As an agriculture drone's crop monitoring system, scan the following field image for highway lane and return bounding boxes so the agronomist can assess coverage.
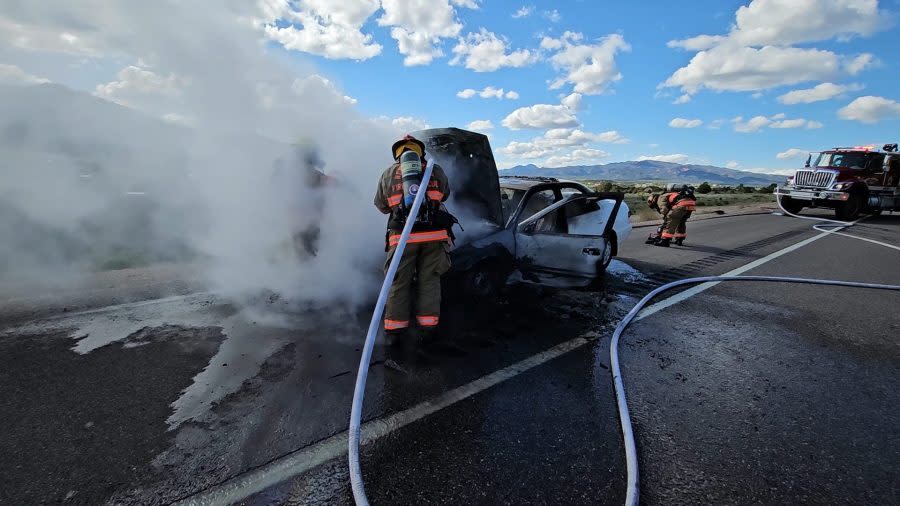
[1,211,897,504]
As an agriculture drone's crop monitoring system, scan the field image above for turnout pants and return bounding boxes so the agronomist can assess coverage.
[383,240,451,331]
[662,207,692,239]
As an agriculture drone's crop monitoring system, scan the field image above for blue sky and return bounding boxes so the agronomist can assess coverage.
[3,0,899,176]
[269,0,900,174]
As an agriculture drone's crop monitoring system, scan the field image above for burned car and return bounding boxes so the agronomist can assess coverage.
[413,127,631,297]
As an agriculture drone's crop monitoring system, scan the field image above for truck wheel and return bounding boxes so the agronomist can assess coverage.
[835,194,861,220]
[778,196,804,215]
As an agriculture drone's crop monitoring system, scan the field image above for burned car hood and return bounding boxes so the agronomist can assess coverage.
[413,128,503,229]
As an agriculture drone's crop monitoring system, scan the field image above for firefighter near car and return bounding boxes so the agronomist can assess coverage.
[374,135,455,344]
[645,189,672,245]
[657,184,696,247]
[776,143,900,220]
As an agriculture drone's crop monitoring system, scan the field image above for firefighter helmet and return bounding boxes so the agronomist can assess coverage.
[392,135,426,160]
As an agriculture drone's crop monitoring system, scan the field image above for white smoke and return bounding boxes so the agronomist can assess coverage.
[0,1,416,307]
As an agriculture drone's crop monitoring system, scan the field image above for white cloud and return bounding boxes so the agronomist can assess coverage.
[94,65,184,110]
[838,96,900,124]
[777,148,809,160]
[501,127,626,166]
[637,154,690,164]
[669,0,887,50]
[777,82,864,104]
[0,63,50,85]
[378,0,478,66]
[667,35,726,51]
[263,0,383,60]
[543,9,561,23]
[390,116,430,132]
[291,74,358,105]
[664,44,843,94]
[512,6,534,18]
[543,32,630,94]
[560,92,583,110]
[663,0,889,96]
[456,86,520,100]
[466,119,493,131]
[502,103,578,130]
[726,161,739,169]
[845,53,876,75]
[544,149,608,167]
[673,94,691,104]
[669,118,702,128]
[731,113,821,132]
[450,28,538,72]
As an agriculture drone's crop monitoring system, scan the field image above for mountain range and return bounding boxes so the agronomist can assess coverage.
[504,161,787,186]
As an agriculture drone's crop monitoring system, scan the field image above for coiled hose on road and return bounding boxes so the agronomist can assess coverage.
[348,161,434,506]
[612,198,900,506]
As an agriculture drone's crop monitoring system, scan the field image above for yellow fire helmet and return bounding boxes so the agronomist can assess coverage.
[391,134,426,160]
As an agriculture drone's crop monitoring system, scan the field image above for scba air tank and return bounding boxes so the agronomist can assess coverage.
[399,150,423,210]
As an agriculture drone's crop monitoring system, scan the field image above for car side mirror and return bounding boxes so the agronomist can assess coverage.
[520,222,536,234]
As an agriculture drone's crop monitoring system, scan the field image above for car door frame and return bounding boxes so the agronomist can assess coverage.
[510,184,624,287]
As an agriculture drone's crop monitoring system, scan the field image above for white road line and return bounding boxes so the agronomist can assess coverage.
[636,219,858,320]
[175,336,596,506]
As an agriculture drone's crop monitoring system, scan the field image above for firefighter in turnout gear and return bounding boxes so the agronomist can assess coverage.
[374,135,453,343]
[657,185,696,247]
[645,186,675,245]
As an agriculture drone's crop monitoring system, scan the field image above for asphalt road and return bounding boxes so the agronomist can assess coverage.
[0,210,897,505]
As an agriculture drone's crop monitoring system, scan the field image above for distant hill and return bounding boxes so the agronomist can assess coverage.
[504,160,785,186]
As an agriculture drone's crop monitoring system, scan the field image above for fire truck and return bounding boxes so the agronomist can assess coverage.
[775,143,900,219]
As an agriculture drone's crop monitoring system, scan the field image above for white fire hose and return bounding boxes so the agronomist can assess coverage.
[348,160,434,506]
[612,197,900,506]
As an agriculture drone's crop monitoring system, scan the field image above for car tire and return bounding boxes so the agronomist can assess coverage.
[460,261,508,302]
[778,196,804,215]
[600,233,616,271]
[835,194,861,220]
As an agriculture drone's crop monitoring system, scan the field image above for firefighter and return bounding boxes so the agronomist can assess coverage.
[645,186,673,245]
[657,184,696,247]
[374,135,452,344]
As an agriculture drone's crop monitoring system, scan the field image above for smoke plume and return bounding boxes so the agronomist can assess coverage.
[0,1,417,307]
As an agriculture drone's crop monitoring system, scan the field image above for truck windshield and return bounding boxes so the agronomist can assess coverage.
[815,152,868,169]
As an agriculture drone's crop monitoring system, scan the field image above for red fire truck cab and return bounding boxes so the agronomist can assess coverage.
[776,144,900,219]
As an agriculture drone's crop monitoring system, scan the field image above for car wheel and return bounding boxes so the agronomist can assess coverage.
[778,196,804,215]
[601,234,616,270]
[461,261,508,301]
[835,194,861,220]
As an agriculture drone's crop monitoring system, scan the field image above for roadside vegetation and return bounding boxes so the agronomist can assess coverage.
[580,180,778,222]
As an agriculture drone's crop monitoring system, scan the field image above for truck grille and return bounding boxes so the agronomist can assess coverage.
[794,169,836,189]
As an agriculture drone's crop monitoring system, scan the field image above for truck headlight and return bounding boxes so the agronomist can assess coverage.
[786,176,794,186]
[831,182,849,190]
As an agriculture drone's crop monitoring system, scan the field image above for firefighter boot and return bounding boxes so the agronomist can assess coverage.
[674,238,684,246]
[645,234,659,245]
[383,329,407,347]
[655,238,671,247]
